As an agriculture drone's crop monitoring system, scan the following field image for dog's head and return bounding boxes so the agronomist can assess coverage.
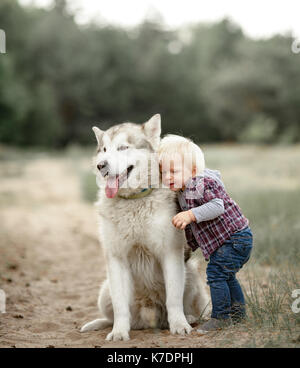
[92,114,161,198]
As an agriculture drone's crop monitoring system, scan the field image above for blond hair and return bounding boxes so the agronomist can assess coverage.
[158,134,205,175]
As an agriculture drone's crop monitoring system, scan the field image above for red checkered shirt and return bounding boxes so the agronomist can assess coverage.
[177,175,249,260]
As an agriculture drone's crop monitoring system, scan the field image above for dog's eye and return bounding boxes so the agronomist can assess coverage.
[103,147,106,152]
[117,145,129,151]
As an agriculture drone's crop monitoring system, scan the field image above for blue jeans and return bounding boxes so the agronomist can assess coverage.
[206,226,253,320]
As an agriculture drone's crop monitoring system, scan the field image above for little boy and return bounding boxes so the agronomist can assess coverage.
[158,134,253,333]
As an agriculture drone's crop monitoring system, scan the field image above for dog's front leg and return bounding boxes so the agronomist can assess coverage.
[162,250,192,335]
[105,254,132,341]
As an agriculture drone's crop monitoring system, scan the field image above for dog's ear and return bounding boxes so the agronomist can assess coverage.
[92,126,104,146]
[142,114,161,150]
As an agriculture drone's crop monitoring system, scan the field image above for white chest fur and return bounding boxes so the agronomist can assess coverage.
[96,188,182,257]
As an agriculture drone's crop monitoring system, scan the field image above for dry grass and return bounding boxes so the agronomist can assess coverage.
[0,143,299,348]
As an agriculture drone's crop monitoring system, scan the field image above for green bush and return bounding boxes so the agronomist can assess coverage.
[238,114,277,144]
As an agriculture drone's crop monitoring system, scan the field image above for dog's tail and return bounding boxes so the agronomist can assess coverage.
[185,254,211,318]
[80,318,112,332]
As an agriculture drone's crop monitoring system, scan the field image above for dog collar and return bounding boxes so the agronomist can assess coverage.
[118,187,153,199]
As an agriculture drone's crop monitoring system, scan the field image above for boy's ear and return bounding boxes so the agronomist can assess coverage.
[192,165,197,177]
[92,126,104,146]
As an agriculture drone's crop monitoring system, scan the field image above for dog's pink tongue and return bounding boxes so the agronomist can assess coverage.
[105,176,119,198]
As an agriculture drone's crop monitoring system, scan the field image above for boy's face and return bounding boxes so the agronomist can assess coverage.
[160,157,196,192]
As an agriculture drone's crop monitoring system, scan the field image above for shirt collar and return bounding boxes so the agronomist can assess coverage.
[180,174,205,194]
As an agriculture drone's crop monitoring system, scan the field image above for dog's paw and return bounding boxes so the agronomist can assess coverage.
[105,329,130,341]
[185,314,198,324]
[170,320,193,335]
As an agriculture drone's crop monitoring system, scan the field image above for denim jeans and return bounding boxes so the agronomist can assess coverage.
[206,226,253,320]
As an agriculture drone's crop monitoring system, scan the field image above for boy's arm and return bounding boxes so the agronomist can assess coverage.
[189,176,225,223]
[190,198,224,223]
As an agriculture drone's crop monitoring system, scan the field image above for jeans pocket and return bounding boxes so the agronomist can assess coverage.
[233,226,253,238]
[232,239,253,259]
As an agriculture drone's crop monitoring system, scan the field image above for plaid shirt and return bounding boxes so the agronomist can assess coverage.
[177,175,249,261]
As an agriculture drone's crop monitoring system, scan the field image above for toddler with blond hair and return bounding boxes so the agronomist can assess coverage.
[158,134,253,333]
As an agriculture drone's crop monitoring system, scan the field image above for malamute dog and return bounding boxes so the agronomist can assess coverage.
[81,114,209,341]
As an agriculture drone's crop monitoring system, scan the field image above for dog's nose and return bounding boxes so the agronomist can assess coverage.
[97,160,108,171]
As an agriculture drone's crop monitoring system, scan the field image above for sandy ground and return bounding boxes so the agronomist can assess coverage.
[0,149,298,348]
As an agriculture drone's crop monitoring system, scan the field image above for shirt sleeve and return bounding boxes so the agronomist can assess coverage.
[190,198,224,223]
[203,178,224,202]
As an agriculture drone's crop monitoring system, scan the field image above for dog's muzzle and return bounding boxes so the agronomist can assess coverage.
[97,161,134,182]
[97,162,135,198]
[97,160,109,177]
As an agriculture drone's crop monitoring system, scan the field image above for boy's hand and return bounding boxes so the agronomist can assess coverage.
[172,210,196,230]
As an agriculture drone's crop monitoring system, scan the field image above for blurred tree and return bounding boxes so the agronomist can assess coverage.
[0,0,299,147]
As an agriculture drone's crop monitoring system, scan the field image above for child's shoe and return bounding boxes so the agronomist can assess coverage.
[230,303,246,324]
[196,317,232,334]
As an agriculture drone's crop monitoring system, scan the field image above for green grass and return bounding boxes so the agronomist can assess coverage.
[238,189,300,267]
[244,269,299,328]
